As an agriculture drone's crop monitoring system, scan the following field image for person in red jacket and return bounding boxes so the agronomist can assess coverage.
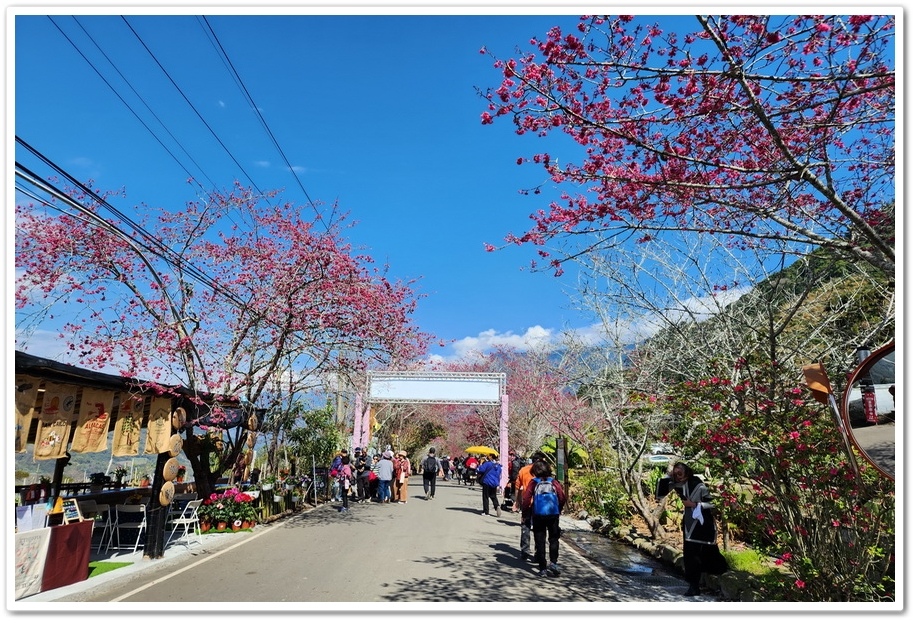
[522,459,567,577]
[463,455,479,485]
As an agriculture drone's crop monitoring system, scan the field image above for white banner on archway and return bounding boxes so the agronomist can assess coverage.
[361,371,508,487]
[367,371,504,405]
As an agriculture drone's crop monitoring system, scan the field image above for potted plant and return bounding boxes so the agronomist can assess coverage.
[113,465,128,486]
[237,499,258,529]
[89,472,108,492]
[260,474,276,491]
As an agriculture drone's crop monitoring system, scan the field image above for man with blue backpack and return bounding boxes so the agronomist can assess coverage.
[521,458,567,577]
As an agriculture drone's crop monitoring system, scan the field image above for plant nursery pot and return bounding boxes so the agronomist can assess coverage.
[217,521,228,531]
[231,519,243,532]
[200,520,212,532]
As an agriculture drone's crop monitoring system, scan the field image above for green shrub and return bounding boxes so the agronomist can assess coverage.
[568,469,629,527]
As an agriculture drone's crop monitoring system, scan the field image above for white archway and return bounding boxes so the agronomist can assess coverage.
[353,371,509,488]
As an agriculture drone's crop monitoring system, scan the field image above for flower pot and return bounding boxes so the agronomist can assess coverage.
[273,494,282,503]
[200,519,212,533]
[261,483,273,491]
[285,483,294,491]
[248,490,260,500]
[291,496,299,504]
[232,519,243,532]
[216,520,228,531]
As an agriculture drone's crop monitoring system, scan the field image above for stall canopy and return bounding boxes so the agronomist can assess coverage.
[14,350,262,460]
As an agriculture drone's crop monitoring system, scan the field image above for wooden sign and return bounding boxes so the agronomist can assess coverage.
[61,498,83,525]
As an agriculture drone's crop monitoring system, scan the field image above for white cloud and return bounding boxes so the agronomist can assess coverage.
[447,325,555,359]
[437,286,754,362]
[254,160,271,168]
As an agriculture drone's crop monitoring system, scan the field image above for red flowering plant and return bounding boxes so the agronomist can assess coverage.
[663,357,895,602]
[199,488,256,525]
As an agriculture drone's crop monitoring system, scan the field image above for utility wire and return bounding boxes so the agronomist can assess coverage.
[15,140,250,311]
[199,15,331,231]
[120,15,265,197]
[49,15,219,195]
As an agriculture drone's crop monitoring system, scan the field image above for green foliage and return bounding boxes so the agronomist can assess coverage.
[665,358,895,602]
[538,438,590,468]
[568,468,629,527]
[286,403,343,467]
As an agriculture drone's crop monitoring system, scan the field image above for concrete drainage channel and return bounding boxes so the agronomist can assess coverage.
[562,526,686,590]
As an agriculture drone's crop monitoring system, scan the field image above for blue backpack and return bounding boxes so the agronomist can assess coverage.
[532,477,560,516]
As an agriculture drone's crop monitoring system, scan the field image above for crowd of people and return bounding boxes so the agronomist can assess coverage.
[327,446,726,594]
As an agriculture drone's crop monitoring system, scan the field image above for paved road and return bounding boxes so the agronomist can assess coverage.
[17,478,709,607]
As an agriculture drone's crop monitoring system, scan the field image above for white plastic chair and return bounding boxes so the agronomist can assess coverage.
[112,504,147,553]
[166,499,202,547]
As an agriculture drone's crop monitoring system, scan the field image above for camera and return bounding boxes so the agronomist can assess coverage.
[655,477,673,498]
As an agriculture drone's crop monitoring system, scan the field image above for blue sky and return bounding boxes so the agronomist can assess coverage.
[13,9,628,365]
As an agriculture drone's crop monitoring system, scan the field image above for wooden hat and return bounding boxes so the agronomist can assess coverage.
[163,457,181,481]
[168,433,183,457]
[171,407,187,430]
[159,480,175,506]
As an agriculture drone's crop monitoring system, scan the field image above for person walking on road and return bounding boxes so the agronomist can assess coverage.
[337,455,353,513]
[393,450,411,503]
[464,455,479,485]
[376,451,394,503]
[513,451,547,561]
[440,455,451,481]
[421,448,442,500]
[522,458,567,577]
[477,453,503,517]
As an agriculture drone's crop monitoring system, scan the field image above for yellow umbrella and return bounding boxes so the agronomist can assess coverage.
[465,445,499,456]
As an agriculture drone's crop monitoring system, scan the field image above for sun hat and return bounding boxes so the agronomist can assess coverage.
[383,450,393,459]
[397,450,407,457]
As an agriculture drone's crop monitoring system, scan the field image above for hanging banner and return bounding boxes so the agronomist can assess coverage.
[113,394,145,457]
[144,396,172,454]
[33,383,77,460]
[70,388,114,453]
[14,375,41,453]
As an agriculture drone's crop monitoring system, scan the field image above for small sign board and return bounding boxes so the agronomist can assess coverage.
[60,498,83,524]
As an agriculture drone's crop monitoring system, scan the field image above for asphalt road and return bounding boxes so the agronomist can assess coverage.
[16,477,708,609]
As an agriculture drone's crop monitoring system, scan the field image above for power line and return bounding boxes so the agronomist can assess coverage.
[15,138,250,311]
[49,16,218,194]
[120,15,265,197]
[199,15,331,231]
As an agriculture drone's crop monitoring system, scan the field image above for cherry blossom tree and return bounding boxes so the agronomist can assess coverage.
[16,182,431,501]
[480,15,895,279]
